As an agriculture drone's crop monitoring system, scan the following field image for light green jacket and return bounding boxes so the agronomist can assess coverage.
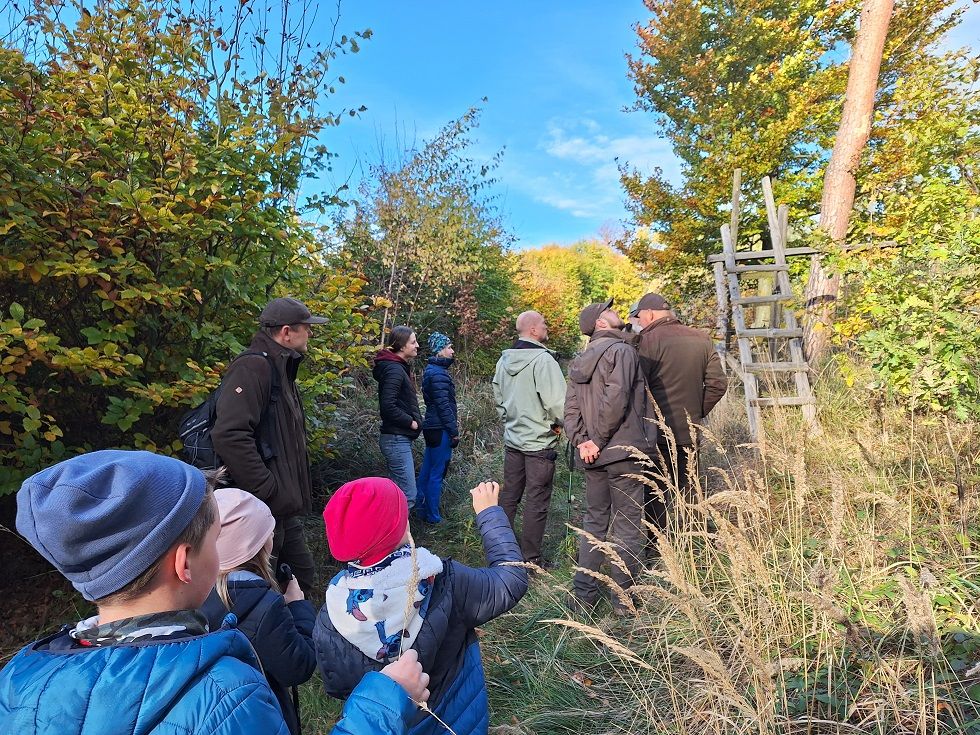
[492,340,567,451]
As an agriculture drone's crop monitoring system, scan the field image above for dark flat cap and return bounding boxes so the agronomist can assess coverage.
[579,298,614,336]
[629,293,671,317]
[259,297,328,327]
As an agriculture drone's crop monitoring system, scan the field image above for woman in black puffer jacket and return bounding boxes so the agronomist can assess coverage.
[372,325,423,510]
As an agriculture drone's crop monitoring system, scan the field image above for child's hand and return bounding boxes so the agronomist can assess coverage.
[471,481,500,514]
[380,649,430,704]
[283,576,304,603]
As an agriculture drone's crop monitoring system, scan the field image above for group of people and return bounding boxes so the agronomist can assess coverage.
[368,293,727,614]
[492,295,728,612]
[0,293,727,734]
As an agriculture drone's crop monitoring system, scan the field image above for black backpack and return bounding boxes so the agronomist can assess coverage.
[178,350,281,470]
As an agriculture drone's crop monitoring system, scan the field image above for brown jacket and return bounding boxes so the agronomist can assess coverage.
[637,317,728,446]
[211,331,313,518]
[564,330,659,468]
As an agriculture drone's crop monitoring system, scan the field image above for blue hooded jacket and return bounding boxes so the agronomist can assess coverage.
[314,507,528,735]
[421,357,458,437]
[0,623,415,735]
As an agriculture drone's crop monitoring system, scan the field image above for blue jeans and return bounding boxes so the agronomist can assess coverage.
[416,430,453,523]
[379,433,417,509]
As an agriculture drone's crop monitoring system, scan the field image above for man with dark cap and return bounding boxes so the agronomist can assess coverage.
[211,296,327,595]
[631,293,727,533]
[564,300,659,613]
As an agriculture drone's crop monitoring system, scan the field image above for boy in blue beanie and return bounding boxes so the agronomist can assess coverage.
[0,450,430,735]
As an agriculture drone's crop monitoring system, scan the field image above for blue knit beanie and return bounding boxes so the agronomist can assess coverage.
[428,332,452,354]
[16,450,207,601]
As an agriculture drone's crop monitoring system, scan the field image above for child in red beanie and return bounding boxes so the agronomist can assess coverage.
[314,477,528,735]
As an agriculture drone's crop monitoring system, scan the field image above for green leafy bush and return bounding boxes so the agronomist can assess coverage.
[0,0,372,492]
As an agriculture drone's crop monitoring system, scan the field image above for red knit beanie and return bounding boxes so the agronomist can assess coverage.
[323,477,409,566]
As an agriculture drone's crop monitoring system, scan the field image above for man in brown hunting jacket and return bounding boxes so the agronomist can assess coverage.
[632,293,728,542]
[211,297,325,595]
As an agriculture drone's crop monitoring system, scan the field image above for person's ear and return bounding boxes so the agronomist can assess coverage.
[173,543,193,585]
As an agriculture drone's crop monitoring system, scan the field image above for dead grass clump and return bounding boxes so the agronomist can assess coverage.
[535,367,980,735]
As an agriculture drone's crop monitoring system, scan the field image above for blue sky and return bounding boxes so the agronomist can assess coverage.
[317,1,977,250]
[321,1,675,249]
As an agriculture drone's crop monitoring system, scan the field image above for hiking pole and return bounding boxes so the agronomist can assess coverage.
[564,434,576,531]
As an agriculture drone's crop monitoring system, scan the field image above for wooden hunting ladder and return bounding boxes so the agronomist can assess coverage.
[709,171,820,439]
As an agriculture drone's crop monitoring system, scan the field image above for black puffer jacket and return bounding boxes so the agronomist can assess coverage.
[201,573,316,735]
[421,357,458,437]
[373,350,422,439]
[313,507,528,735]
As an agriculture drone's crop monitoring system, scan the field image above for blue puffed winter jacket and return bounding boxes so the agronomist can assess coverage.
[201,572,317,735]
[0,621,416,735]
[421,357,458,437]
[314,507,528,735]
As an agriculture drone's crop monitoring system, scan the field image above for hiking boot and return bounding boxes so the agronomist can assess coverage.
[526,557,558,573]
[564,591,598,615]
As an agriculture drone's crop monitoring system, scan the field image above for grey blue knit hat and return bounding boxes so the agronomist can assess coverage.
[427,332,452,354]
[16,450,207,601]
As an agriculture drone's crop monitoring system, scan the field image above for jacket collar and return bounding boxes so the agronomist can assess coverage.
[589,328,627,343]
[641,316,680,333]
[250,330,303,381]
[427,356,455,368]
[511,337,547,350]
[374,349,408,366]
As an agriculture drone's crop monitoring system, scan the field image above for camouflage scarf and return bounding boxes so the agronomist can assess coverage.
[70,609,208,647]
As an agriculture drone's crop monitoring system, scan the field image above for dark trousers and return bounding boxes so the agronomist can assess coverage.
[645,442,696,556]
[573,459,646,602]
[500,446,557,563]
[416,430,453,522]
[272,515,316,596]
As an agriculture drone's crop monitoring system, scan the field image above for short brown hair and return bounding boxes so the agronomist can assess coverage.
[95,469,221,606]
[387,325,414,353]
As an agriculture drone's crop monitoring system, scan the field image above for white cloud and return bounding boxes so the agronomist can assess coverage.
[500,119,679,221]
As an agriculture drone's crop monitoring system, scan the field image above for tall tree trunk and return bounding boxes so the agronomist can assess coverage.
[803,0,894,363]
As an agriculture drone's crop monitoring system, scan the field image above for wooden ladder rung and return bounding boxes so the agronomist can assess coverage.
[735,327,803,338]
[743,362,810,373]
[750,396,816,407]
[733,294,789,305]
[731,264,790,273]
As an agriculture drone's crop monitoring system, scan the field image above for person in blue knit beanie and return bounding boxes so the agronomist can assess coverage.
[416,332,458,523]
[0,449,430,735]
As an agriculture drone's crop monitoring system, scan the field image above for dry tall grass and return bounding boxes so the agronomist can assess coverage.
[499,372,980,734]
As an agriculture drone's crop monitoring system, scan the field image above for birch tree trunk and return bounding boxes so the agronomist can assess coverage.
[803,0,894,362]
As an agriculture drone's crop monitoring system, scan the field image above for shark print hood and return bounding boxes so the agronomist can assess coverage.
[325,544,444,662]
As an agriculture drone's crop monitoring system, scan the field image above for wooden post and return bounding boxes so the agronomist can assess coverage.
[722,223,760,439]
[713,261,729,352]
[762,179,819,433]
